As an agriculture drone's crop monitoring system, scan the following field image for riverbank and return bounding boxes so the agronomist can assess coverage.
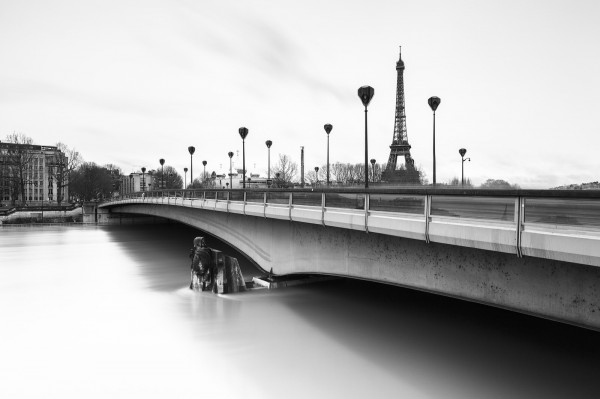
[0,205,83,224]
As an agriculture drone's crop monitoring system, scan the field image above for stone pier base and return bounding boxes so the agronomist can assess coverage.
[212,250,246,294]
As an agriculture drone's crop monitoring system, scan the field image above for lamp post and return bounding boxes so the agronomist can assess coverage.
[238,127,249,189]
[183,167,188,188]
[370,158,376,183]
[459,148,470,187]
[159,158,165,190]
[141,167,146,192]
[324,124,332,186]
[228,151,234,188]
[428,96,441,185]
[265,140,272,187]
[188,146,195,186]
[314,166,319,187]
[202,160,207,183]
[358,86,374,188]
[129,173,133,194]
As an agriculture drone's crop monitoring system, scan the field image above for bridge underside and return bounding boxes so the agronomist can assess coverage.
[106,203,600,331]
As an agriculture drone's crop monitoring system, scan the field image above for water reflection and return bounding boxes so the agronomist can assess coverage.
[0,224,598,399]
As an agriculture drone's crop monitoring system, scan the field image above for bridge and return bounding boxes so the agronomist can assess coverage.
[98,188,600,330]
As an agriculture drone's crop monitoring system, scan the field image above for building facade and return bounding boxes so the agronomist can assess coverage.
[121,172,155,194]
[0,142,69,207]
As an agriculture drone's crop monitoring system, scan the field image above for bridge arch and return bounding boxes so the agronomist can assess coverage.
[103,201,600,331]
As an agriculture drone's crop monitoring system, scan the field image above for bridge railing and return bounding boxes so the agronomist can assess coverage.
[105,188,600,266]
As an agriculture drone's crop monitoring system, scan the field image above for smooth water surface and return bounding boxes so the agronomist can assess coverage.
[1,224,598,398]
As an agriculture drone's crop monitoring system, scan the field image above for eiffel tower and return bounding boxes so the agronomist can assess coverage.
[384,47,419,183]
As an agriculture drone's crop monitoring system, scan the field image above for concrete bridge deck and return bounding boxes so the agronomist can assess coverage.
[99,188,600,330]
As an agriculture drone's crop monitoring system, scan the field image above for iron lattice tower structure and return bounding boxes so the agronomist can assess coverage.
[386,47,414,174]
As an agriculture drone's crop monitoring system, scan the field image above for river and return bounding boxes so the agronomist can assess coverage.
[0,224,598,398]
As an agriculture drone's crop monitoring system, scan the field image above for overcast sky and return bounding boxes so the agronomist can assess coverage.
[1,0,599,188]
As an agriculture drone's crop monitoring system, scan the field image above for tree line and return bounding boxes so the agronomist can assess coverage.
[1,133,520,208]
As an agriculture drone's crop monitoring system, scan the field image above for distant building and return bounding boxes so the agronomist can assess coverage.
[0,141,68,206]
[121,172,155,194]
[553,181,600,190]
[212,168,267,189]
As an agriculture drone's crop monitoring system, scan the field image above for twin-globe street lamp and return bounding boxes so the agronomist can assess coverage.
[188,146,195,186]
[238,127,249,189]
[428,96,441,185]
[324,124,332,186]
[358,86,374,188]
[459,148,471,187]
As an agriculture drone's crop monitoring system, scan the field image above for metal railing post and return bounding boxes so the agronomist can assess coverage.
[321,192,326,227]
[243,191,247,216]
[516,196,524,257]
[425,194,432,243]
[365,193,369,233]
[289,192,293,222]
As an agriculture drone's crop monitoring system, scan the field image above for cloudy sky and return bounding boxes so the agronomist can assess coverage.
[1,0,599,188]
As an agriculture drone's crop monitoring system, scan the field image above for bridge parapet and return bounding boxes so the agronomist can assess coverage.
[101,188,600,267]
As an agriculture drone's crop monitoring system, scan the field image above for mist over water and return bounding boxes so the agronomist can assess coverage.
[1,224,598,398]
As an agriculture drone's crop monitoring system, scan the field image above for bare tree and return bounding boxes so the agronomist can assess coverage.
[480,179,518,189]
[273,154,298,185]
[448,176,473,187]
[69,162,113,201]
[47,142,82,205]
[104,163,123,196]
[330,162,347,185]
[158,165,184,189]
[3,133,35,205]
[188,178,203,189]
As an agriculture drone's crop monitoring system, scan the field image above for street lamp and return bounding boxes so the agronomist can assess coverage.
[129,173,133,194]
[159,158,165,190]
[238,127,249,189]
[188,146,195,186]
[370,158,376,183]
[314,166,319,186]
[183,167,188,188]
[428,96,441,185]
[324,124,332,186]
[228,151,234,188]
[141,167,146,192]
[202,160,207,183]
[265,140,272,187]
[358,86,374,188]
[459,148,471,187]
